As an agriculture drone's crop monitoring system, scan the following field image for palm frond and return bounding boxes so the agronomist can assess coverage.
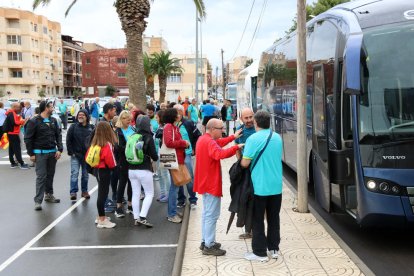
[32,0,51,10]
[64,0,78,17]
[194,0,206,19]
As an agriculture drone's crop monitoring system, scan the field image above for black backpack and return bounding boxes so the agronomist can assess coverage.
[2,114,13,133]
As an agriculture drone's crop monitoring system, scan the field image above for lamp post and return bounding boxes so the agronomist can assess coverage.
[195,9,199,103]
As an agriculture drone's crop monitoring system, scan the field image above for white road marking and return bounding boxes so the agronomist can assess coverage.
[2,155,29,159]
[0,185,98,272]
[27,244,178,251]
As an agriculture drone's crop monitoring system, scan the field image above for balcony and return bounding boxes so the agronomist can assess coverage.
[63,54,74,61]
[63,67,74,74]
[64,80,74,87]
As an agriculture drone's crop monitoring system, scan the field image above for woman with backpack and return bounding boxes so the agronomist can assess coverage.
[114,110,134,218]
[89,121,118,229]
[163,108,190,224]
[129,116,158,227]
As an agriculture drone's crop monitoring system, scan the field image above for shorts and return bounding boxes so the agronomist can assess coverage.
[202,116,214,126]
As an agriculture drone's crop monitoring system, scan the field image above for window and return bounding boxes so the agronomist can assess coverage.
[50,44,53,52]
[7,19,20,28]
[7,35,21,45]
[33,23,38,32]
[8,52,22,61]
[57,47,61,53]
[43,26,48,34]
[117,58,127,64]
[44,57,49,65]
[10,69,23,78]
[118,72,127,78]
[86,58,91,64]
[167,73,182,83]
[85,72,91,79]
[20,90,30,94]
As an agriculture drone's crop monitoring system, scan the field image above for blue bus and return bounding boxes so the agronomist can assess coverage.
[252,0,414,227]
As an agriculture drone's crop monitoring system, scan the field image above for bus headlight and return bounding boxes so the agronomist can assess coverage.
[391,186,400,194]
[379,182,390,192]
[367,180,377,190]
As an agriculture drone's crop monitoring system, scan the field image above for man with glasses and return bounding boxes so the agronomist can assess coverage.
[194,118,243,256]
[25,101,63,211]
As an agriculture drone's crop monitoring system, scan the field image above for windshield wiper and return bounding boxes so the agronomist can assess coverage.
[389,121,414,131]
[373,137,414,149]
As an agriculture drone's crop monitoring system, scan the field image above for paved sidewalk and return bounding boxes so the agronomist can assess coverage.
[181,157,364,276]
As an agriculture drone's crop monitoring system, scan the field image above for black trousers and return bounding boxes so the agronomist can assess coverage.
[116,166,132,204]
[8,134,24,165]
[110,166,119,200]
[96,168,112,216]
[251,194,282,257]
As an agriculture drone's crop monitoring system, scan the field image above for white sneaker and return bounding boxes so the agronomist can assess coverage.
[96,218,116,229]
[244,252,269,262]
[268,250,279,259]
[95,216,112,224]
[190,203,197,210]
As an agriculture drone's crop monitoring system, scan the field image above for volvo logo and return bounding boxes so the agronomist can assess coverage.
[383,156,406,160]
[404,10,414,20]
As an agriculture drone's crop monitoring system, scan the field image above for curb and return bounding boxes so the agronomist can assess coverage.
[171,203,190,276]
[284,178,375,276]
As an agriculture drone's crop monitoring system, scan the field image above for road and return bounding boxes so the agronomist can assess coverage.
[283,164,414,276]
[0,129,181,275]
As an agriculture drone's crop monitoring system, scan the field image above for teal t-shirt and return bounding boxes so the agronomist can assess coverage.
[59,103,67,114]
[121,126,135,139]
[243,129,283,196]
[234,125,256,154]
[179,123,193,155]
[226,106,233,121]
[150,118,159,133]
[187,104,199,123]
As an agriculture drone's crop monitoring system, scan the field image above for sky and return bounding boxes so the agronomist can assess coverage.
[2,0,299,73]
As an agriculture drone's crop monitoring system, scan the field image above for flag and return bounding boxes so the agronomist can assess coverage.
[0,133,9,149]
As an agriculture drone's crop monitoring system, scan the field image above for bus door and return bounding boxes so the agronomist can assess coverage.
[312,65,331,212]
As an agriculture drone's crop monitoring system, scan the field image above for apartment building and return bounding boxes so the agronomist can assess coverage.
[0,7,63,100]
[62,35,85,97]
[227,56,252,83]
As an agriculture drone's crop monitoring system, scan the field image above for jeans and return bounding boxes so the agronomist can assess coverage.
[34,152,57,203]
[70,156,89,194]
[8,134,24,165]
[178,155,197,204]
[201,193,221,248]
[60,114,68,129]
[156,159,171,197]
[251,194,282,257]
[167,174,180,217]
[91,117,99,125]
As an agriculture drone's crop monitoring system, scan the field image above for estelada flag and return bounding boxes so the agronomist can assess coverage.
[0,133,9,149]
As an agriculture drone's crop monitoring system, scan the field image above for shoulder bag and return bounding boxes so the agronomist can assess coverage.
[251,131,273,172]
[159,126,179,170]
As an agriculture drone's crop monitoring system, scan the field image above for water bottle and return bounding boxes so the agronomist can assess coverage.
[135,141,144,150]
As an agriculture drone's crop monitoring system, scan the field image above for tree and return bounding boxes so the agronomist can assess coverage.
[286,0,349,34]
[244,58,253,68]
[151,51,184,103]
[33,0,206,111]
[38,89,46,99]
[73,88,83,98]
[143,53,155,98]
[105,85,116,97]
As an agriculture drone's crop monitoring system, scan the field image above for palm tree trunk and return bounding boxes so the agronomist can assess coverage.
[158,76,167,103]
[125,32,146,111]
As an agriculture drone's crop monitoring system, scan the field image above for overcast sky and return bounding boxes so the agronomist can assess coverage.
[2,0,299,72]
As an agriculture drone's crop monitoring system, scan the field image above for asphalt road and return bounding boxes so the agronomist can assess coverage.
[283,164,414,276]
[0,139,181,276]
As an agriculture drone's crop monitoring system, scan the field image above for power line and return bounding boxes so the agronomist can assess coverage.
[245,0,268,57]
[230,0,256,60]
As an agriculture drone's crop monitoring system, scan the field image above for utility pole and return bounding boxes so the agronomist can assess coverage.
[200,19,204,101]
[195,9,199,102]
[215,66,218,100]
[296,0,308,213]
[221,49,225,99]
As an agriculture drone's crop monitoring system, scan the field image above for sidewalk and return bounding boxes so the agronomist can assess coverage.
[181,157,365,276]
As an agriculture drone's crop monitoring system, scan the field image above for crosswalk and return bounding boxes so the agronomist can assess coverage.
[0,129,68,166]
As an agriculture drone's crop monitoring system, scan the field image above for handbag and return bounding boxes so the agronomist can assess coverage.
[170,164,192,186]
[159,127,179,170]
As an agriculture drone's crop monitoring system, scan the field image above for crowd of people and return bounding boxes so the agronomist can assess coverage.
[0,95,283,262]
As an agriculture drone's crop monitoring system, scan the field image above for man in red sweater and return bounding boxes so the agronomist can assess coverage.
[194,118,243,256]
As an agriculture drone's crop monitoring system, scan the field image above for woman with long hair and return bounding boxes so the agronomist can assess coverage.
[154,110,171,202]
[114,110,134,217]
[129,116,158,227]
[163,108,190,224]
[90,121,118,228]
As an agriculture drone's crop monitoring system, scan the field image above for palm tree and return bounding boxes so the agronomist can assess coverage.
[151,51,183,103]
[143,53,155,98]
[33,0,206,111]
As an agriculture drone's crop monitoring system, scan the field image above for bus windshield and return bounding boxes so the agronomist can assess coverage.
[359,22,414,144]
[227,84,237,101]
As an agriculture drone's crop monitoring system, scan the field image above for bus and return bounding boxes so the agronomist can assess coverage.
[236,60,259,118]
[253,0,414,227]
[226,82,238,119]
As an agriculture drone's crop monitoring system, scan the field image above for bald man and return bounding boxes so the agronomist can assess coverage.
[5,102,29,169]
[194,118,243,256]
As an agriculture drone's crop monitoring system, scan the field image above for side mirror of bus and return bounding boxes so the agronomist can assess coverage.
[343,34,363,95]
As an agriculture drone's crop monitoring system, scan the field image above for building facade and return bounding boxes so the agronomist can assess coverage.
[62,35,85,97]
[227,56,251,83]
[0,7,63,100]
[82,48,128,97]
